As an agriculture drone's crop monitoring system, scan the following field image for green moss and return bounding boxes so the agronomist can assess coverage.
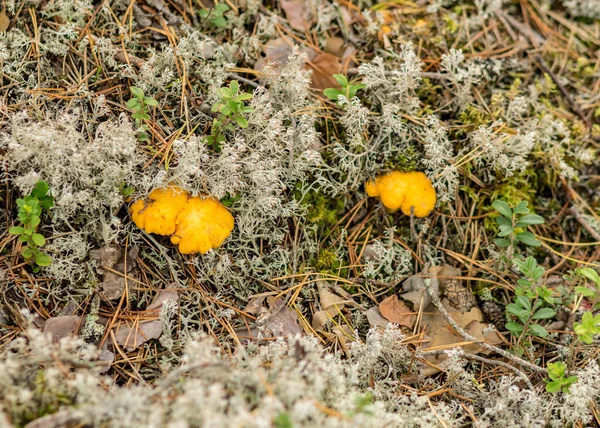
[382,145,419,173]
[295,187,346,231]
[312,248,347,277]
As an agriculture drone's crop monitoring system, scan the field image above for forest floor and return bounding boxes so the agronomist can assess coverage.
[1,0,600,426]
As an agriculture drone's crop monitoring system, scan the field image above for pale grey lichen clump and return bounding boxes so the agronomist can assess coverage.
[1,325,600,427]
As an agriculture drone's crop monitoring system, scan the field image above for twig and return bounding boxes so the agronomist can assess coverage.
[423,278,547,374]
[568,207,600,241]
[422,349,535,390]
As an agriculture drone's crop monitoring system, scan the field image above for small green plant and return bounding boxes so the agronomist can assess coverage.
[573,311,600,344]
[573,267,600,305]
[207,80,254,151]
[506,257,556,343]
[323,74,366,104]
[9,181,54,269]
[492,200,545,248]
[545,361,578,393]
[199,3,230,27]
[126,86,158,142]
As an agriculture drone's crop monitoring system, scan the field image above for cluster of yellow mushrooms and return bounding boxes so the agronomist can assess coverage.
[130,186,234,254]
[130,172,435,255]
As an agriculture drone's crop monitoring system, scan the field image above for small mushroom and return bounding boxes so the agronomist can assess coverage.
[170,197,234,254]
[130,186,188,235]
[365,171,436,217]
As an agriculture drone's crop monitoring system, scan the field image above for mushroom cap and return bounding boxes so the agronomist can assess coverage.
[170,197,234,254]
[130,187,189,235]
[366,171,436,217]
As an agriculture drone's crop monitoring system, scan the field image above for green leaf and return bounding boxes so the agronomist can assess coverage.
[496,216,512,227]
[31,181,49,199]
[132,111,146,120]
[494,238,510,248]
[219,87,232,98]
[212,16,227,27]
[31,233,46,247]
[516,296,531,311]
[492,200,512,218]
[130,86,144,99]
[144,97,159,107]
[9,226,24,235]
[39,195,54,210]
[515,232,540,247]
[513,201,530,215]
[506,303,529,319]
[229,80,239,93]
[578,268,600,286]
[235,116,248,128]
[575,286,595,297]
[21,246,34,259]
[273,413,293,428]
[34,253,52,266]
[333,74,348,87]
[323,88,342,100]
[126,98,141,109]
[532,307,556,320]
[515,214,545,227]
[214,3,230,13]
[528,323,547,337]
[506,322,524,334]
[234,93,254,101]
[546,381,562,393]
[498,225,514,237]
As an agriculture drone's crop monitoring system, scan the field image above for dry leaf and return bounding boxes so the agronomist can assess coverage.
[243,295,266,315]
[379,295,415,328]
[90,246,139,301]
[318,282,352,309]
[43,315,81,343]
[281,0,314,31]
[365,306,389,328]
[113,320,163,351]
[307,52,342,91]
[146,288,179,312]
[401,273,440,310]
[332,325,355,357]
[0,10,9,33]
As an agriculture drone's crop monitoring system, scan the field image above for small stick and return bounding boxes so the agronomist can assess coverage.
[422,349,535,390]
[568,207,600,241]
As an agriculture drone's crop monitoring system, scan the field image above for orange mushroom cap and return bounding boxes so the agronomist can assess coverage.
[130,186,189,235]
[365,171,436,217]
[170,197,235,254]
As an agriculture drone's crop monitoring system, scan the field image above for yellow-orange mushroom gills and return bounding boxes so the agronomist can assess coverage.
[130,186,189,235]
[170,197,235,254]
[365,171,436,217]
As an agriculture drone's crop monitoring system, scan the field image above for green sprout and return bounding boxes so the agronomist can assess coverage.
[574,311,600,344]
[207,80,254,151]
[323,74,366,104]
[9,181,54,269]
[199,3,230,28]
[545,361,578,393]
[492,200,545,248]
[126,86,158,142]
[506,257,556,344]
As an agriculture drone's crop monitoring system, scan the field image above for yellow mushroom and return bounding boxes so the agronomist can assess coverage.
[170,197,235,254]
[130,186,189,235]
[365,171,436,217]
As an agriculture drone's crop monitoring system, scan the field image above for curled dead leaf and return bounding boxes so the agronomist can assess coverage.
[43,315,81,343]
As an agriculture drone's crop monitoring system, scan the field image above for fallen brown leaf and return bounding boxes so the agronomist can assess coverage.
[379,295,415,328]
[43,315,81,343]
[308,53,342,91]
[365,306,389,328]
[113,320,163,351]
[281,0,314,31]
